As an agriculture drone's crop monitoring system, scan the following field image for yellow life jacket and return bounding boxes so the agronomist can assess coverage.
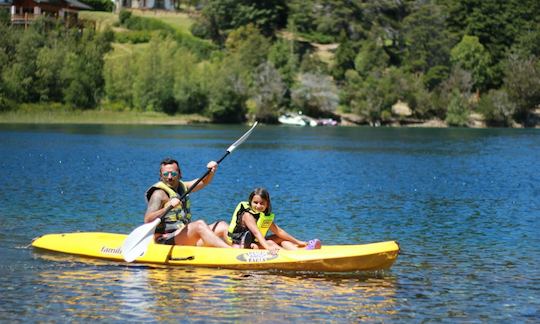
[227,201,275,244]
[145,181,192,234]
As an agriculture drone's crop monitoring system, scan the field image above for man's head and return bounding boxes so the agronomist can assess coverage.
[160,158,181,188]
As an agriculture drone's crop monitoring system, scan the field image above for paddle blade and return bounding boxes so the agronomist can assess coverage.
[226,121,258,153]
[122,218,160,262]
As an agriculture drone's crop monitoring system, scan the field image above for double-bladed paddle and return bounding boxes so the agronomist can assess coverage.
[122,122,259,262]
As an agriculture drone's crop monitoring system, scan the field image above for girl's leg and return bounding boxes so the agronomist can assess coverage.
[266,234,298,250]
[280,241,299,250]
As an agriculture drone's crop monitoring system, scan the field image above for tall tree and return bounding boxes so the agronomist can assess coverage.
[401,3,453,73]
[193,0,287,45]
[450,35,492,92]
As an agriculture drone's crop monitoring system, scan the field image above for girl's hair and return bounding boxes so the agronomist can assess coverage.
[249,187,271,214]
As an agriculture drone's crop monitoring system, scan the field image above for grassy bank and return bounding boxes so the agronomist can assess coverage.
[0,104,210,125]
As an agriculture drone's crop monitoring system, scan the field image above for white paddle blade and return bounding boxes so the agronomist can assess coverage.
[227,121,258,153]
[122,218,160,262]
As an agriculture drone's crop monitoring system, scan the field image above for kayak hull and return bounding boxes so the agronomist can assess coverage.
[32,232,399,272]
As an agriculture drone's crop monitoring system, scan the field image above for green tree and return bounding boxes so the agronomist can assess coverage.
[287,0,315,34]
[225,24,271,70]
[104,52,135,108]
[132,36,177,113]
[173,49,207,114]
[443,0,540,87]
[203,56,248,122]
[332,31,358,81]
[268,38,299,89]
[435,66,473,121]
[445,89,470,127]
[61,28,112,108]
[354,37,389,78]
[401,3,453,73]
[193,0,287,45]
[502,54,540,125]
[450,35,492,92]
[2,27,43,102]
[35,44,68,102]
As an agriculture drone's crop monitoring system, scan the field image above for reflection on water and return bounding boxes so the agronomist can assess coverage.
[26,253,397,322]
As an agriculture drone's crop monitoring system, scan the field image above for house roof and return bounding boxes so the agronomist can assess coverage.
[3,0,92,9]
[33,0,92,9]
[65,0,92,10]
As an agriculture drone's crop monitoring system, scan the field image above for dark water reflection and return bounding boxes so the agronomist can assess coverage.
[1,124,539,322]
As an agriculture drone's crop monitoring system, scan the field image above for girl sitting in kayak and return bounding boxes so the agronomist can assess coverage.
[227,187,321,251]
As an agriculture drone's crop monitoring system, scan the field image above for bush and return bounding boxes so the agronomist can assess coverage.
[119,10,132,25]
[478,89,516,126]
[291,73,339,117]
[0,95,16,112]
[503,54,540,125]
[114,30,153,44]
[189,20,211,39]
[174,32,217,59]
[445,90,470,126]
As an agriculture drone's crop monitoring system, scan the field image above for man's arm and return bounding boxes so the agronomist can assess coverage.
[184,161,218,193]
[144,190,176,223]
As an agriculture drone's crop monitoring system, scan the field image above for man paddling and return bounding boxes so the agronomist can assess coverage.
[144,158,230,248]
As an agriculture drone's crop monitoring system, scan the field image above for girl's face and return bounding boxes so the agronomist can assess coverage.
[250,195,268,213]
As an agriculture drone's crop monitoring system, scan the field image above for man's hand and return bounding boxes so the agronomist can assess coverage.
[169,197,181,208]
[207,161,218,173]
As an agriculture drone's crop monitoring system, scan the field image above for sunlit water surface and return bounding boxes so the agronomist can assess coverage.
[0,124,538,322]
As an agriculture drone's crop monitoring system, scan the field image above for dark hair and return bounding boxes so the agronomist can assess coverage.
[160,157,181,177]
[249,187,271,214]
[160,157,179,167]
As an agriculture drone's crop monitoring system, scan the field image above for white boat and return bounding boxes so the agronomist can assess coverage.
[278,113,317,127]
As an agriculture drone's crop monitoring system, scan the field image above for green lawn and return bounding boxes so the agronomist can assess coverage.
[79,11,118,31]
[0,104,209,125]
[131,9,194,33]
[80,9,195,34]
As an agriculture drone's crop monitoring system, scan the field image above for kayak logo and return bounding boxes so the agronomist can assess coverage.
[236,251,278,263]
[101,246,122,255]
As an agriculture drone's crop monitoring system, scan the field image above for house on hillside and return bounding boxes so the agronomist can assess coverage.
[3,0,91,27]
[115,0,177,12]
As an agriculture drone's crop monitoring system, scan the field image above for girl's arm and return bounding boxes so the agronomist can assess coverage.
[269,223,307,246]
[243,213,278,251]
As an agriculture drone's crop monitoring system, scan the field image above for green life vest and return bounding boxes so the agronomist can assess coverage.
[227,201,275,244]
[145,181,192,234]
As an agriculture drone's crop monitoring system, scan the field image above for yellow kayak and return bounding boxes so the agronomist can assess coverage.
[32,232,399,272]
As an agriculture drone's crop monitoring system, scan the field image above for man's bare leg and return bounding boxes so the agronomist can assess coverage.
[208,220,229,242]
[175,220,231,248]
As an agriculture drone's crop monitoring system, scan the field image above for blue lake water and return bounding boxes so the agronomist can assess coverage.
[0,124,539,322]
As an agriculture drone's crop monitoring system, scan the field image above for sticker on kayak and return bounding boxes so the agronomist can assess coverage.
[100,246,122,255]
[236,251,278,263]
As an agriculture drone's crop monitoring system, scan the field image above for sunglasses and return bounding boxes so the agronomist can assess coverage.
[162,171,179,177]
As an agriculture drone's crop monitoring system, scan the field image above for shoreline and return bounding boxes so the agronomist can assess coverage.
[1,108,538,128]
